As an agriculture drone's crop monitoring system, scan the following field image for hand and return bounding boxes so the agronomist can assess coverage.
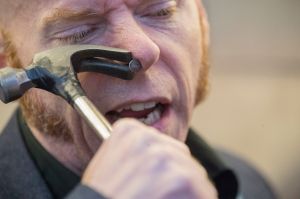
[82,119,217,199]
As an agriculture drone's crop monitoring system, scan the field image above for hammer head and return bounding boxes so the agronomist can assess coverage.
[32,45,133,72]
[0,45,140,104]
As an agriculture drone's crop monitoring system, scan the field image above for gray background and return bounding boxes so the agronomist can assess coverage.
[0,0,299,198]
[193,1,300,199]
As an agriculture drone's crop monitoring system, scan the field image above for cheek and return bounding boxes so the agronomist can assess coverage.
[77,72,109,101]
[9,20,42,66]
[32,89,67,111]
[144,27,201,141]
[155,29,202,109]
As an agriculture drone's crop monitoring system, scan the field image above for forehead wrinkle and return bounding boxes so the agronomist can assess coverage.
[39,0,156,28]
[41,8,99,27]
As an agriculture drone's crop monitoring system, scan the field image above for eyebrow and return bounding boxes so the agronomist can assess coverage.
[42,8,100,27]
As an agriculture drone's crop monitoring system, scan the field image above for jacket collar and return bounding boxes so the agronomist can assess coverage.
[0,111,52,199]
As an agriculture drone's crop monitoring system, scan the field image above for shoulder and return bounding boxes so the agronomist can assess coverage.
[0,111,52,199]
[218,150,278,199]
[186,129,277,199]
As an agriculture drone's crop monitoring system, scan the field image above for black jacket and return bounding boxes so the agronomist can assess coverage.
[0,112,277,199]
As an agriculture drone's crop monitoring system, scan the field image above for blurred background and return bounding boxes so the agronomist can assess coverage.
[0,0,299,198]
[192,0,300,199]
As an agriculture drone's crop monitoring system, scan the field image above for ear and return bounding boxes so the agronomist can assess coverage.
[195,0,210,44]
[196,0,205,16]
[194,0,211,105]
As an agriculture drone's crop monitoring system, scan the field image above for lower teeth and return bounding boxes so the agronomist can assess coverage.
[139,108,161,125]
[108,104,163,125]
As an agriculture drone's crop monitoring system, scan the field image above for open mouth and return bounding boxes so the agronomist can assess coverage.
[105,102,167,125]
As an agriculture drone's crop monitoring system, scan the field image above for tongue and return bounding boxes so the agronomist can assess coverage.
[119,107,156,118]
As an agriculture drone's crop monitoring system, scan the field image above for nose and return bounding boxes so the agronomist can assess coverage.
[104,14,160,72]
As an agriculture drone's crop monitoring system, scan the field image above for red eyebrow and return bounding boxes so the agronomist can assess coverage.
[42,8,99,27]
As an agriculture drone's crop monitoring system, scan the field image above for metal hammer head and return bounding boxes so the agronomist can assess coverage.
[0,45,142,103]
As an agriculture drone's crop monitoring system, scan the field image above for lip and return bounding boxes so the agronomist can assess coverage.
[151,104,171,133]
[103,97,172,132]
[105,104,171,133]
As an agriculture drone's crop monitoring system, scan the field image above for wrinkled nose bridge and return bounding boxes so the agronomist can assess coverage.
[107,15,160,71]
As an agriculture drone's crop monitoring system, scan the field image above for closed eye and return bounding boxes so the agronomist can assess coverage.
[144,7,176,18]
[50,25,100,44]
[57,28,96,44]
[140,0,177,19]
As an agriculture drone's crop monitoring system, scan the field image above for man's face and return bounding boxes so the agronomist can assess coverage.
[4,0,207,168]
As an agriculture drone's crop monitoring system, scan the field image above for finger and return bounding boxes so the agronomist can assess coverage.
[112,118,191,155]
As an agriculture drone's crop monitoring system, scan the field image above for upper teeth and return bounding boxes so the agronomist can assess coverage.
[117,102,157,112]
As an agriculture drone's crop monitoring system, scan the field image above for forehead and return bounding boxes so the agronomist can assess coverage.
[5,0,180,20]
[11,0,169,9]
[10,0,192,27]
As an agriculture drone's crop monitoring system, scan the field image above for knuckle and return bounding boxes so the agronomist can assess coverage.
[134,133,155,151]
[145,146,172,171]
[113,118,139,130]
[112,118,141,137]
[112,118,157,137]
[177,142,191,154]
[175,173,192,186]
[154,150,171,163]
[170,173,194,192]
[148,144,170,159]
[197,163,209,177]
[209,185,218,199]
